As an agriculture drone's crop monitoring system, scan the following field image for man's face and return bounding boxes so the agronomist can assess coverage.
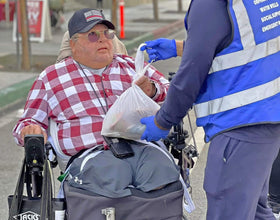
[70,24,114,69]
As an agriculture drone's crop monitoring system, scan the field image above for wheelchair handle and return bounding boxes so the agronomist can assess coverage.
[24,134,45,169]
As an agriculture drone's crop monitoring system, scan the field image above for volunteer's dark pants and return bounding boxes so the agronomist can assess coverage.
[204,125,280,220]
[269,150,280,203]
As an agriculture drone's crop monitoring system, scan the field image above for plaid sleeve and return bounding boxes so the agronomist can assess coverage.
[13,74,49,146]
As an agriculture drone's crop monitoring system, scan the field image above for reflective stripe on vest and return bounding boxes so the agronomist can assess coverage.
[209,36,280,74]
[195,76,280,118]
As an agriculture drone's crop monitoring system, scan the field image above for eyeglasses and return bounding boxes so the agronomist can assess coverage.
[84,29,115,42]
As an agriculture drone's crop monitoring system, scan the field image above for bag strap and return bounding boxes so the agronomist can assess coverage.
[40,159,54,220]
[65,148,88,170]
[8,158,26,220]
[9,157,55,220]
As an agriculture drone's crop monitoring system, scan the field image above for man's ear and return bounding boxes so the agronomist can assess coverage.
[69,38,75,49]
[69,38,76,55]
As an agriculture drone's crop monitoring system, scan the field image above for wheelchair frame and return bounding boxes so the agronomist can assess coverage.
[24,122,198,188]
[21,72,199,220]
[23,118,198,219]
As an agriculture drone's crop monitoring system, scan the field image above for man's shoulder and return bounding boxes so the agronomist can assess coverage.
[43,57,77,74]
[37,57,77,82]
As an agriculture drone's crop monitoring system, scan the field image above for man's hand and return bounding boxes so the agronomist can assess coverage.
[140,115,170,141]
[140,38,177,62]
[135,76,156,98]
[20,124,48,144]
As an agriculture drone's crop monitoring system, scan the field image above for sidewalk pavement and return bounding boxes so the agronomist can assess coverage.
[0,0,189,115]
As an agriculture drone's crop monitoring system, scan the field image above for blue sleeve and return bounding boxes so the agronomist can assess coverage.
[156,0,232,129]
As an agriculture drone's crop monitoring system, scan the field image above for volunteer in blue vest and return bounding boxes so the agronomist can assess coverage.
[140,0,280,219]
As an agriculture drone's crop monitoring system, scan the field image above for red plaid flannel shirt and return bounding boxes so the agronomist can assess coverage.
[13,54,169,156]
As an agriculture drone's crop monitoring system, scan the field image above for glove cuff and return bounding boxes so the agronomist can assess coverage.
[171,39,178,57]
[154,117,169,130]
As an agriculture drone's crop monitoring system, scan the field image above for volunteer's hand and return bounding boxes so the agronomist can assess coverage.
[135,76,156,98]
[20,124,48,144]
[140,38,177,62]
[140,116,170,141]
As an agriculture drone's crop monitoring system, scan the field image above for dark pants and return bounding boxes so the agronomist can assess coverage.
[204,127,280,220]
[269,150,280,202]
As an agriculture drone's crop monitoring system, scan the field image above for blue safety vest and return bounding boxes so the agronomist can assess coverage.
[193,0,280,142]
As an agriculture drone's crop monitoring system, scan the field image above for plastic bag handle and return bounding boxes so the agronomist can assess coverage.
[134,43,153,82]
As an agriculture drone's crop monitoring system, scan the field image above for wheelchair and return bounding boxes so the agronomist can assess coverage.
[14,114,197,220]
[9,73,198,220]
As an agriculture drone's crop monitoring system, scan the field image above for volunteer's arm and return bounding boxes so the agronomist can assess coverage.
[141,0,232,140]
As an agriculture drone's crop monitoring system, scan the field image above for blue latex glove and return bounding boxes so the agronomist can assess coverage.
[140,38,177,63]
[140,116,170,141]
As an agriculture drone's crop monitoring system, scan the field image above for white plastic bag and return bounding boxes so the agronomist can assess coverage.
[101,44,160,140]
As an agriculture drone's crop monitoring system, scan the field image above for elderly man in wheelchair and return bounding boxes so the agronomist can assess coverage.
[11,8,195,220]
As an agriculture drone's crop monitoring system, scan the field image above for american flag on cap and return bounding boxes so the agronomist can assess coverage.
[84,10,104,22]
